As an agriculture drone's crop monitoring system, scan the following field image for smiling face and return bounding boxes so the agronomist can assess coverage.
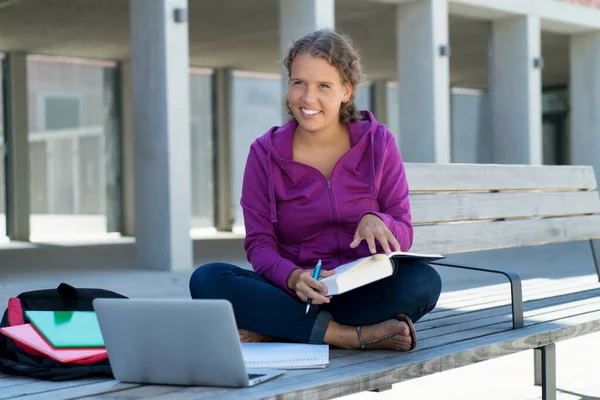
[287,54,352,135]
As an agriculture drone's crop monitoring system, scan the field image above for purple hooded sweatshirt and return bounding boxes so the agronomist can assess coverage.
[241,110,413,295]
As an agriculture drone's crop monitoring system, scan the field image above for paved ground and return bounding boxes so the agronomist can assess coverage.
[1,240,599,399]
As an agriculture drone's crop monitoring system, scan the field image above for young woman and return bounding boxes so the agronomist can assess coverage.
[189,29,441,351]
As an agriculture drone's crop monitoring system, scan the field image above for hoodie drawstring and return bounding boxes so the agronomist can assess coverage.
[370,132,378,199]
[266,153,278,223]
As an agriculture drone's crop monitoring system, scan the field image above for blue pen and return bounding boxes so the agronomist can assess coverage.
[305,259,322,314]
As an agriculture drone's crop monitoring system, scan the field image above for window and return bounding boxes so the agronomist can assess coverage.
[38,94,82,131]
[542,88,569,165]
[27,56,120,240]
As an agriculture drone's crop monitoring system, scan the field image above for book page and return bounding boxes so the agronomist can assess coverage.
[329,256,368,275]
[320,254,385,282]
[388,251,444,260]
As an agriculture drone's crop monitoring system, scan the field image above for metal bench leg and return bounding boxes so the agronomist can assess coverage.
[535,344,556,400]
[591,239,600,282]
[534,348,542,386]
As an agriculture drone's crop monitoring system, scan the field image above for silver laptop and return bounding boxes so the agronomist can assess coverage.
[92,298,283,387]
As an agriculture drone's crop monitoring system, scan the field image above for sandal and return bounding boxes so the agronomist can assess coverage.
[356,314,418,351]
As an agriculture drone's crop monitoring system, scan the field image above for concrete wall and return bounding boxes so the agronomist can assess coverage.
[387,85,492,164]
[451,90,492,164]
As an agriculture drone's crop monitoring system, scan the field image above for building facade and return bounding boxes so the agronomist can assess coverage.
[0,0,598,270]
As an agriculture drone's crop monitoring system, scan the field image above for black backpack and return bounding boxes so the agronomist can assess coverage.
[0,283,127,381]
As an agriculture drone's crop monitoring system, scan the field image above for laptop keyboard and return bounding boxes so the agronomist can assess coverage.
[248,373,266,380]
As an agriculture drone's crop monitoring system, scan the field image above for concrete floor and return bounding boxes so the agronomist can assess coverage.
[1,240,599,399]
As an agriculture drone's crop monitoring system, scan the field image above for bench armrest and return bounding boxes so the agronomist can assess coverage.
[430,261,524,329]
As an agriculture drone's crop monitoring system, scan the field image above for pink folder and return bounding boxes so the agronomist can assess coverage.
[0,324,107,364]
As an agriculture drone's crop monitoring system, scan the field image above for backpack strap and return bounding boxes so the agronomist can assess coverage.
[56,283,78,309]
[7,298,24,326]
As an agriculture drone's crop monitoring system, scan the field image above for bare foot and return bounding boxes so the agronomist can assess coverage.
[238,329,278,343]
[356,319,413,351]
[323,319,413,351]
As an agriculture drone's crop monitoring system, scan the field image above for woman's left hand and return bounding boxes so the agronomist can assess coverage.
[349,213,401,254]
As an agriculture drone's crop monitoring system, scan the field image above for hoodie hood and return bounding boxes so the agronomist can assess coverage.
[253,110,384,223]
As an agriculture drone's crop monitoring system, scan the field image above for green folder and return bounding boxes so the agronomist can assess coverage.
[25,311,104,348]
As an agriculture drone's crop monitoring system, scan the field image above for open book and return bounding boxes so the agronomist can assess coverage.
[319,251,445,296]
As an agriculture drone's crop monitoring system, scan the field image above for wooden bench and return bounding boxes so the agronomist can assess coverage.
[2,163,600,400]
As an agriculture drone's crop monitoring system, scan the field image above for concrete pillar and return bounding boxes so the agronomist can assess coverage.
[371,80,389,127]
[130,0,192,271]
[570,31,600,184]
[103,66,122,234]
[396,0,450,163]
[4,53,30,241]
[491,16,542,165]
[279,0,335,118]
[119,61,135,237]
[213,68,234,232]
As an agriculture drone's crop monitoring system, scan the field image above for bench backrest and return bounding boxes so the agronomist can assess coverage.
[405,163,600,254]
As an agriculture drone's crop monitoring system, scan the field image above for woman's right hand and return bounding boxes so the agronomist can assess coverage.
[286,268,335,304]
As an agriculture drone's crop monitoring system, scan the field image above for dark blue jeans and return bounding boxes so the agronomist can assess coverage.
[189,261,442,344]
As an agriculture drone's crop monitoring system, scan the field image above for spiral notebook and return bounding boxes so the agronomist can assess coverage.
[240,343,329,370]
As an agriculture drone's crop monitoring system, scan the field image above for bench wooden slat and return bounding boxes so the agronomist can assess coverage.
[420,287,600,334]
[420,291,600,341]
[422,278,600,323]
[423,284,600,323]
[430,279,600,315]
[426,287,600,332]
[0,376,32,389]
[412,214,600,254]
[418,295,600,353]
[0,378,113,400]
[77,384,198,399]
[75,383,237,399]
[411,191,600,224]
[405,163,598,192]
[434,275,597,310]
[437,274,598,302]
[14,381,137,400]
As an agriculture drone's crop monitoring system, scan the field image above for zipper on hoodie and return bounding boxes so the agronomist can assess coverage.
[326,179,341,265]
[285,136,368,265]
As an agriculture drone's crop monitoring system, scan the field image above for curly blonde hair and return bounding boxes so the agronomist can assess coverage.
[283,29,365,124]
